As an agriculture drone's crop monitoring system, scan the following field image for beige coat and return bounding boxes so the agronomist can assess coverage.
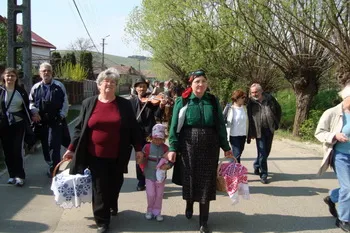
[314,103,343,175]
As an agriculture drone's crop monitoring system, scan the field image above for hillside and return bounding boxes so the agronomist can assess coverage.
[57,50,152,71]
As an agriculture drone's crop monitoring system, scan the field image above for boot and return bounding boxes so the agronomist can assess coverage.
[185,200,194,219]
[199,202,210,233]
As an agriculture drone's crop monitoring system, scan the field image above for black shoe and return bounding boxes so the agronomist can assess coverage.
[254,168,260,175]
[336,219,350,232]
[260,177,268,184]
[97,225,109,233]
[136,186,146,191]
[185,210,193,219]
[324,196,337,218]
[199,224,209,233]
[110,208,118,216]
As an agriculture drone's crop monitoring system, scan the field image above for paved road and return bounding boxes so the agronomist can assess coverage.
[0,120,341,233]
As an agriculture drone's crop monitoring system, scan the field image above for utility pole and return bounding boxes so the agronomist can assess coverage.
[7,0,32,93]
[101,35,110,69]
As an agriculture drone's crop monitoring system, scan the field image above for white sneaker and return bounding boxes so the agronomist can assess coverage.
[15,178,25,187]
[7,178,15,184]
[145,212,153,220]
[156,215,164,222]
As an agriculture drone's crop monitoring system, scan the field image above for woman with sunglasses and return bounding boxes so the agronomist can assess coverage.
[225,90,249,163]
[167,69,233,233]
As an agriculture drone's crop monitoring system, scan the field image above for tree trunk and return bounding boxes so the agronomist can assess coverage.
[292,78,318,136]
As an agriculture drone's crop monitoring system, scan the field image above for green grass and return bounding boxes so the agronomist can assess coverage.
[275,129,319,143]
[66,109,80,124]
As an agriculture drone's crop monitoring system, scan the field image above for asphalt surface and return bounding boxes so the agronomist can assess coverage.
[0,113,342,233]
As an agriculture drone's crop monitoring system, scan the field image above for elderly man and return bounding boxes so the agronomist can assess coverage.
[29,62,69,177]
[247,83,281,184]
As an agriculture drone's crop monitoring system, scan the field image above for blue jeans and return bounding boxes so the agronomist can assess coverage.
[330,151,350,222]
[229,136,246,163]
[39,123,63,170]
[253,128,274,179]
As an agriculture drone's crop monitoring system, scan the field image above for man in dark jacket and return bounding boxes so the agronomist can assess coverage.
[129,77,165,191]
[29,62,70,178]
[247,83,281,184]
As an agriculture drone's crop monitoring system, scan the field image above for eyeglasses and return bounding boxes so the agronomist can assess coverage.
[103,79,117,85]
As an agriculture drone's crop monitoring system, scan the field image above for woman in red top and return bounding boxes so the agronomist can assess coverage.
[63,68,143,233]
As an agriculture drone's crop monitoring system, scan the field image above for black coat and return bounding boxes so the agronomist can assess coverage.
[69,95,143,175]
[129,95,164,139]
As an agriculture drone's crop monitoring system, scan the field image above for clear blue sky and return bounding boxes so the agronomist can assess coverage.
[0,0,147,57]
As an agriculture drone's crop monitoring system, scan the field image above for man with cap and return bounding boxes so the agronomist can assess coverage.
[130,77,166,191]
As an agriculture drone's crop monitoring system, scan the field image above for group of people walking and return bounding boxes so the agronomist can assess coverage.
[2,63,348,233]
[0,62,69,187]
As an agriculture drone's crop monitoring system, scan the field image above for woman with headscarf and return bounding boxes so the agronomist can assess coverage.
[315,84,350,232]
[167,69,233,233]
[63,68,143,233]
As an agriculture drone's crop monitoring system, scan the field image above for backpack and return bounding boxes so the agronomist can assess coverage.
[139,143,169,171]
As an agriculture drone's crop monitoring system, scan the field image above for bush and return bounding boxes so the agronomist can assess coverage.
[275,89,296,130]
[299,110,323,141]
[299,90,340,140]
[311,89,341,112]
[56,62,87,81]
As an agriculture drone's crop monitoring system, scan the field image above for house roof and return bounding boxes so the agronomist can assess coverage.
[111,64,141,75]
[0,15,56,49]
[142,70,157,78]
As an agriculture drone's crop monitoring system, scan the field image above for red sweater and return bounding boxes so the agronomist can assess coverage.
[86,100,121,158]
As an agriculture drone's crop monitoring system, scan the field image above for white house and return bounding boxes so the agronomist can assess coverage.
[0,15,56,67]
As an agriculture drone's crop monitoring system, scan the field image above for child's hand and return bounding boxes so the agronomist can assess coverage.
[162,151,169,158]
[160,164,171,170]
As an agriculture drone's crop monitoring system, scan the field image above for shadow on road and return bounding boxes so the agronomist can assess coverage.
[102,210,337,232]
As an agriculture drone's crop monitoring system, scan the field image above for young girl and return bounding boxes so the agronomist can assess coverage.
[140,124,171,221]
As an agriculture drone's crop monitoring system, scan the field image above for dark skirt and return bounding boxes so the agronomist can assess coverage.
[173,127,220,203]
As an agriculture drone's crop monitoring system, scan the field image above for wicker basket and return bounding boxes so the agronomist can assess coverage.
[52,158,72,177]
[216,162,227,192]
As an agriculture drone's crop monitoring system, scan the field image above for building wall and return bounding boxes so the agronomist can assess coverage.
[32,46,52,67]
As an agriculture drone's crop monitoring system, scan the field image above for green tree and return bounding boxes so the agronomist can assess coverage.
[80,51,93,79]
[50,51,62,76]
[0,23,6,67]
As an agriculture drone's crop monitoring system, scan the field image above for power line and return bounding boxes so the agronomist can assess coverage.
[72,0,100,54]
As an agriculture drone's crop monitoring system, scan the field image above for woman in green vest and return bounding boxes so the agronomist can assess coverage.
[167,69,233,233]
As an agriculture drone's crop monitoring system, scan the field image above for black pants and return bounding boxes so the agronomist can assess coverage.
[0,121,26,179]
[37,122,63,170]
[136,139,147,187]
[89,156,124,226]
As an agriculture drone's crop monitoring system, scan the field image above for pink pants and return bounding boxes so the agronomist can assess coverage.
[146,179,165,216]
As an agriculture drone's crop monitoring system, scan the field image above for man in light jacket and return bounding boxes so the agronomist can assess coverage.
[315,84,350,232]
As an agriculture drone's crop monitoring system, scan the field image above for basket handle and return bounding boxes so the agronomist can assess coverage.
[52,158,72,177]
[217,157,237,175]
